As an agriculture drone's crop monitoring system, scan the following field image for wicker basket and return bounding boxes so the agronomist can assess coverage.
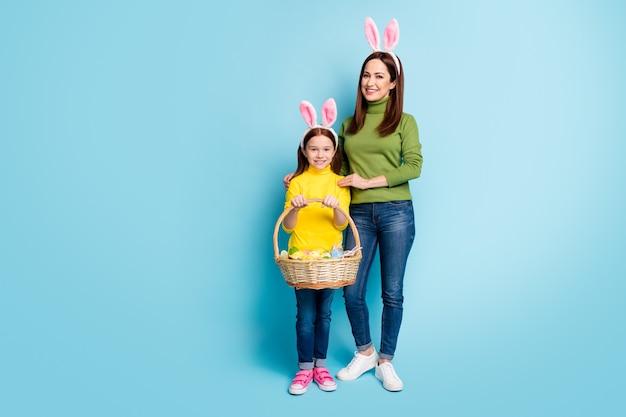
[273,198,362,289]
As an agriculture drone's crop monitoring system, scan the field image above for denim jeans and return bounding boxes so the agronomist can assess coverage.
[343,201,415,360]
[294,287,335,369]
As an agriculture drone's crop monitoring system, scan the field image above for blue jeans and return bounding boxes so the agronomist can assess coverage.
[294,288,335,369]
[343,201,415,360]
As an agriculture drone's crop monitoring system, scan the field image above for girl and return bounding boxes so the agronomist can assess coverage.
[282,98,351,395]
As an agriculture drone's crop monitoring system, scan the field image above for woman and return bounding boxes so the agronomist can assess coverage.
[333,18,422,392]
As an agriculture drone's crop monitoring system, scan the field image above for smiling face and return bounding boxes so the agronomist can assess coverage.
[360,58,397,102]
[302,134,336,170]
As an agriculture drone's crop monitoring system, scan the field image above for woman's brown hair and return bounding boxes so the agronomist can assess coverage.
[346,51,404,137]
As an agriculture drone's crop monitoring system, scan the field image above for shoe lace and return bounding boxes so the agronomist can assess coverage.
[380,363,399,381]
[346,352,366,371]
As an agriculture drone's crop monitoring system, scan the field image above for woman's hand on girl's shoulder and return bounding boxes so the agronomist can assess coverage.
[283,172,295,190]
[338,173,367,189]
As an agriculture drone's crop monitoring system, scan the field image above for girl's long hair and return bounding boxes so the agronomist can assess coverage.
[293,128,342,177]
[346,51,404,137]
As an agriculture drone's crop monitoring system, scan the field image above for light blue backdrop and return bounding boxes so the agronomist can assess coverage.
[1,1,624,416]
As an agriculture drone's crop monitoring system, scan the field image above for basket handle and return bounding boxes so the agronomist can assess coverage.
[273,198,361,259]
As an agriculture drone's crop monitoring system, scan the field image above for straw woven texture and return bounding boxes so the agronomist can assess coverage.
[273,198,361,289]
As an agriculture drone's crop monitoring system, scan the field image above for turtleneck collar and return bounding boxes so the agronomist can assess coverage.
[307,165,333,175]
[366,96,390,115]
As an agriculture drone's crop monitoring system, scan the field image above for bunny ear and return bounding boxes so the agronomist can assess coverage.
[364,17,380,50]
[299,100,317,127]
[383,18,400,51]
[321,98,337,128]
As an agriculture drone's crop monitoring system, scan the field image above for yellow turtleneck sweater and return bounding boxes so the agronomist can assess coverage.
[283,165,351,251]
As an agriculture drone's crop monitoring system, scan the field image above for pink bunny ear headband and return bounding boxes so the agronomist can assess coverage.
[364,17,401,75]
[299,98,338,149]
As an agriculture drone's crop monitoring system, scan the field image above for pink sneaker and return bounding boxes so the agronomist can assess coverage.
[313,367,337,392]
[288,370,314,395]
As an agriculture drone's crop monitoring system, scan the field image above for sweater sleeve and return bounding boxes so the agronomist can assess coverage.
[383,114,423,187]
[282,179,303,232]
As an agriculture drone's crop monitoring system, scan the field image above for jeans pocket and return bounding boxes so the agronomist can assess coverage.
[386,200,412,207]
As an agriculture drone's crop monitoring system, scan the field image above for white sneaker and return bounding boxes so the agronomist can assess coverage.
[336,350,378,381]
[375,362,403,391]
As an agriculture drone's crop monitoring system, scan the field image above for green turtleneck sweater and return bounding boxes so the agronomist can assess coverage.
[339,97,422,204]
[283,165,351,252]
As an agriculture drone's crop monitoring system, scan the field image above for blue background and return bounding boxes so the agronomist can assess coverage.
[1,1,624,416]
